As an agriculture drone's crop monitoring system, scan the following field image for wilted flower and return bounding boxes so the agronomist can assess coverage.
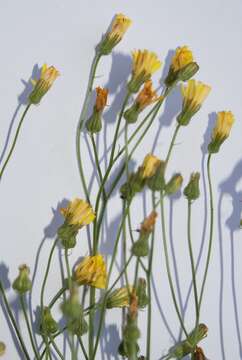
[12,264,32,294]
[177,80,211,126]
[86,87,108,133]
[74,254,107,289]
[141,211,158,234]
[0,342,6,356]
[40,307,58,335]
[29,64,59,104]
[208,111,235,153]
[99,14,132,55]
[124,81,160,123]
[184,172,200,201]
[164,173,183,196]
[107,286,133,308]
[140,154,161,179]
[128,50,162,93]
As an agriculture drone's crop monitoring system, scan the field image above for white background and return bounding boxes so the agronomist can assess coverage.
[0,0,242,359]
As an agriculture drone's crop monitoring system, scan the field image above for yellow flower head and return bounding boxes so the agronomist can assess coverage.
[60,198,95,227]
[107,286,134,308]
[136,80,160,110]
[29,64,59,104]
[141,211,158,233]
[140,154,161,179]
[177,79,211,125]
[74,254,107,289]
[171,46,194,72]
[128,50,162,93]
[99,14,132,55]
[95,87,108,112]
[208,111,235,153]
[109,14,132,42]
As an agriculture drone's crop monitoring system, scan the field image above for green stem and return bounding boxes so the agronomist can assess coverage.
[198,154,214,311]
[160,194,189,337]
[20,295,40,359]
[90,133,106,200]
[77,336,89,360]
[122,200,130,288]
[49,335,64,360]
[165,124,181,165]
[146,192,156,359]
[0,104,31,181]
[89,286,95,359]
[187,200,199,340]
[133,259,139,288]
[76,52,101,201]
[49,287,66,308]
[0,282,30,360]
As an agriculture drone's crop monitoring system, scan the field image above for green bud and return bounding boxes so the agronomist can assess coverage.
[132,233,149,257]
[61,286,82,321]
[68,314,88,336]
[136,278,149,308]
[86,109,102,134]
[40,307,58,335]
[177,105,201,126]
[128,72,150,94]
[120,170,145,201]
[12,265,32,294]
[147,161,166,191]
[178,62,199,82]
[124,103,140,124]
[124,320,140,343]
[184,172,200,201]
[0,342,6,356]
[164,67,178,88]
[118,340,140,358]
[58,224,78,249]
[164,173,183,196]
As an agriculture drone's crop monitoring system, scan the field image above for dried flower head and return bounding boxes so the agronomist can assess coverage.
[95,87,109,112]
[141,211,158,233]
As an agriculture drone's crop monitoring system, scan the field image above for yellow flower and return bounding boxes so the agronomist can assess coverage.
[60,198,95,227]
[95,87,108,112]
[107,286,134,308]
[74,254,107,289]
[140,154,161,179]
[208,111,235,153]
[171,46,194,72]
[128,50,162,93]
[141,211,158,233]
[99,14,132,55]
[29,64,59,104]
[177,79,211,125]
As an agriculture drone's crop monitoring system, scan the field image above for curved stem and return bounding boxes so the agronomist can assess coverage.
[198,154,214,310]
[160,194,189,337]
[165,124,181,165]
[187,201,199,338]
[76,53,101,201]
[90,133,106,200]
[0,104,31,181]
[20,295,40,359]
[49,287,66,308]
[0,282,31,360]
[77,336,89,360]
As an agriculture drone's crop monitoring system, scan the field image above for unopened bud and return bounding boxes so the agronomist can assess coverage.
[12,265,32,294]
[164,174,183,195]
[61,286,82,321]
[184,172,200,201]
[178,62,199,82]
[147,161,166,191]
[40,307,58,335]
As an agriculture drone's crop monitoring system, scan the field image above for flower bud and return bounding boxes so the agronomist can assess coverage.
[86,87,108,133]
[118,340,140,358]
[164,174,183,196]
[12,265,32,294]
[120,169,146,201]
[140,154,161,179]
[29,64,59,105]
[178,62,199,82]
[99,14,132,55]
[132,211,157,257]
[147,161,166,191]
[136,278,149,308]
[208,111,235,154]
[0,342,6,356]
[40,307,58,335]
[68,312,88,336]
[184,172,200,201]
[61,286,82,321]
[106,286,133,309]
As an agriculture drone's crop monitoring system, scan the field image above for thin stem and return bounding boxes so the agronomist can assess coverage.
[133,259,139,288]
[146,192,156,359]
[165,124,181,165]
[90,133,106,200]
[20,295,40,359]
[187,201,199,330]
[160,194,189,337]
[64,249,72,290]
[77,336,89,360]
[49,335,64,360]
[0,282,30,360]
[198,154,214,310]
[0,104,31,180]
[89,286,95,359]
[49,287,66,309]
[122,200,130,287]
[76,52,101,201]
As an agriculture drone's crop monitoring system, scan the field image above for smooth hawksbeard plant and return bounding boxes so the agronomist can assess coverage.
[0,13,236,360]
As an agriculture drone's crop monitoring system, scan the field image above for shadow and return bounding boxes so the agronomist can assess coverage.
[101,324,120,360]
[219,159,242,359]
[0,64,40,166]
